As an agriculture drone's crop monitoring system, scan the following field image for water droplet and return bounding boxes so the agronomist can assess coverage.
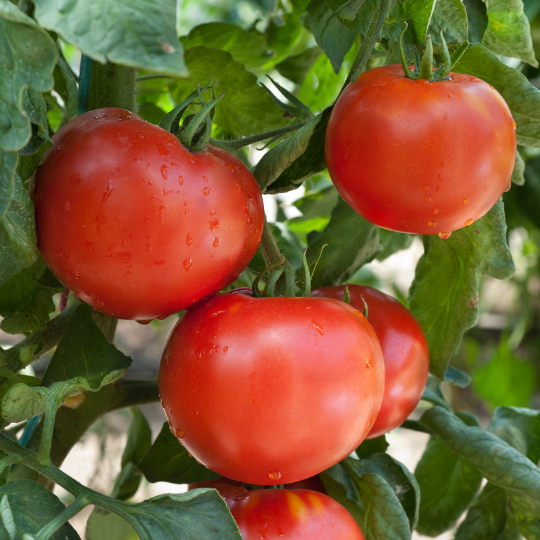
[183,258,193,271]
[465,218,474,226]
[504,182,511,192]
[161,164,168,179]
[433,208,439,215]
[463,198,469,205]
[439,231,452,239]
[365,358,372,369]
[64,201,70,211]
[423,184,430,192]
[511,119,517,131]
[209,219,220,230]
[203,186,211,195]
[85,242,96,252]
[223,346,229,352]
[447,94,452,98]
[175,429,185,439]
[311,320,324,335]
[442,112,447,120]
[203,175,208,182]
[213,237,219,247]
[269,470,281,481]
[469,77,480,82]
[428,221,437,227]
[424,195,431,202]
[490,85,495,90]
[178,175,183,185]
[186,233,193,246]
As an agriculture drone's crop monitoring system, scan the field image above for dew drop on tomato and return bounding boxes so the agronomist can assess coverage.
[504,182,511,192]
[269,470,281,481]
[175,429,185,439]
[463,198,469,205]
[465,218,474,226]
[183,258,192,271]
[438,231,452,239]
[213,237,219,247]
[428,221,437,227]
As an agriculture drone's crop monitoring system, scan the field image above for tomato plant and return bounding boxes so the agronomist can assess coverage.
[312,285,429,438]
[325,64,516,237]
[158,291,384,485]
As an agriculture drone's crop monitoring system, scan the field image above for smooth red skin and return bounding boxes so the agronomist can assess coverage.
[32,108,264,320]
[325,65,517,235]
[312,285,429,439]
[158,292,385,485]
[223,489,365,540]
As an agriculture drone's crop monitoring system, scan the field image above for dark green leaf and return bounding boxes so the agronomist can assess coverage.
[429,0,468,44]
[169,46,289,137]
[0,480,79,539]
[409,201,514,378]
[139,422,220,484]
[463,0,488,43]
[391,0,437,43]
[512,152,525,186]
[356,436,389,459]
[41,304,132,388]
[53,51,78,126]
[265,12,305,67]
[34,0,188,77]
[454,43,540,148]
[0,1,57,153]
[0,174,38,287]
[444,365,472,387]
[17,141,52,183]
[376,230,414,261]
[87,509,138,540]
[276,47,323,85]
[415,413,483,536]
[0,150,17,218]
[482,0,537,67]
[18,88,50,156]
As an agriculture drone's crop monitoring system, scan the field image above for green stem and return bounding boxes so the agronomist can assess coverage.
[34,495,90,540]
[210,121,306,151]
[259,220,284,268]
[401,419,432,434]
[136,74,171,81]
[37,388,63,466]
[418,35,434,81]
[343,0,392,88]
[86,61,137,112]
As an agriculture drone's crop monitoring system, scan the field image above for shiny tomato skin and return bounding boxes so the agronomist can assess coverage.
[325,65,516,236]
[32,108,264,320]
[158,292,385,485]
[223,489,365,540]
[312,285,429,438]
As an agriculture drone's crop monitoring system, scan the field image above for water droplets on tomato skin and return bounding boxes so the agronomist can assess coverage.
[203,186,211,195]
[423,184,430,192]
[465,218,474,226]
[175,429,185,439]
[64,201,70,211]
[186,233,193,246]
[209,219,220,231]
[213,237,219,247]
[178,175,183,186]
[161,164,168,179]
[433,208,439,215]
[365,358,372,369]
[438,231,452,239]
[311,320,324,335]
[424,195,431,202]
[463,198,469,205]
[183,258,193,271]
[511,119,517,131]
[504,182,511,193]
[269,470,281,481]
[428,221,437,228]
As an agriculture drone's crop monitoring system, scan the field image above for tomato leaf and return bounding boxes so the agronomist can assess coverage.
[390,0,437,43]
[454,483,521,540]
[409,201,515,379]
[463,0,488,43]
[276,47,323,85]
[33,0,187,77]
[0,1,57,153]
[169,46,289,138]
[1,383,46,424]
[483,0,538,67]
[53,51,79,127]
[0,150,18,217]
[264,11,306,67]
[429,0,468,44]
[0,480,79,539]
[87,509,138,540]
[512,152,526,186]
[0,174,38,288]
[138,422,220,484]
[415,413,483,536]
[376,230,414,262]
[307,197,383,288]
[454,43,540,148]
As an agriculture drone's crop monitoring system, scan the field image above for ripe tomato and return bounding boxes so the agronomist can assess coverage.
[32,108,263,320]
[158,291,384,485]
[223,489,364,539]
[325,65,516,236]
[312,285,429,438]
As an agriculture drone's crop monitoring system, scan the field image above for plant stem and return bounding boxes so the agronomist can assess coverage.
[259,220,284,268]
[343,0,392,88]
[37,389,62,466]
[210,121,306,151]
[86,61,137,112]
[34,495,90,540]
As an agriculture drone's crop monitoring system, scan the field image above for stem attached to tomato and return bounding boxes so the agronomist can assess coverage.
[417,35,434,81]
[260,219,285,268]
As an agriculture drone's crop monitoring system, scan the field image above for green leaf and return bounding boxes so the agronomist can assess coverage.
[1,383,46,423]
[512,152,525,186]
[356,436,389,459]
[139,422,220,484]
[415,414,483,536]
[376,230,414,261]
[0,259,64,335]
[264,11,306,68]
[444,365,472,387]
[429,0,468,44]
[18,89,50,157]
[0,480,79,539]
[0,1,57,153]
[181,23,270,69]
[41,304,132,388]
[306,0,358,73]
[0,174,38,287]
[0,150,18,218]
[276,47,323,85]
[463,0,488,43]
[33,0,187,77]
[87,509,138,540]
[482,0,538,67]
[169,46,288,138]
[17,141,52,183]
[53,51,78,126]
[409,201,515,378]
[109,490,239,540]
[391,0,437,43]
[473,338,537,409]
[454,43,540,148]
[488,406,540,464]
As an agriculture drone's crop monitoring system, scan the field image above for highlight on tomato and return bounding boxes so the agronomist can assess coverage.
[32,106,264,321]
[312,285,429,438]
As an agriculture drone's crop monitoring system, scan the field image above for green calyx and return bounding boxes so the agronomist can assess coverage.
[399,24,470,82]
[158,77,223,151]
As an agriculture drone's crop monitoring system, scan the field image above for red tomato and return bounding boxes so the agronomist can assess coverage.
[223,489,364,539]
[32,108,263,320]
[312,285,429,438]
[325,65,516,236]
[158,292,384,485]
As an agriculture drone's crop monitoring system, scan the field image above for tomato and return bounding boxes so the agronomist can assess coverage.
[32,108,264,320]
[158,291,384,485]
[223,489,364,539]
[311,285,429,438]
[325,65,516,236]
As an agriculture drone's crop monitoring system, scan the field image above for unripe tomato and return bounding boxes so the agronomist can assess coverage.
[32,108,264,320]
[312,285,429,438]
[325,65,516,236]
[223,489,365,540]
[158,291,384,485]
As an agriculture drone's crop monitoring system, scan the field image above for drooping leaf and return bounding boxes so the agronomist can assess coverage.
[0,174,38,287]
[18,88,51,157]
[482,0,538,67]
[409,201,515,378]
[0,480,79,539]
[33,0,188,77]
[0,1,57,153]
[390,0,437,43]
[307,197,383,288]
[454,43,540,148]
[429,0,468,44]
[169,47,289,137]
[139,422,220,484]
[463,0,488,43]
